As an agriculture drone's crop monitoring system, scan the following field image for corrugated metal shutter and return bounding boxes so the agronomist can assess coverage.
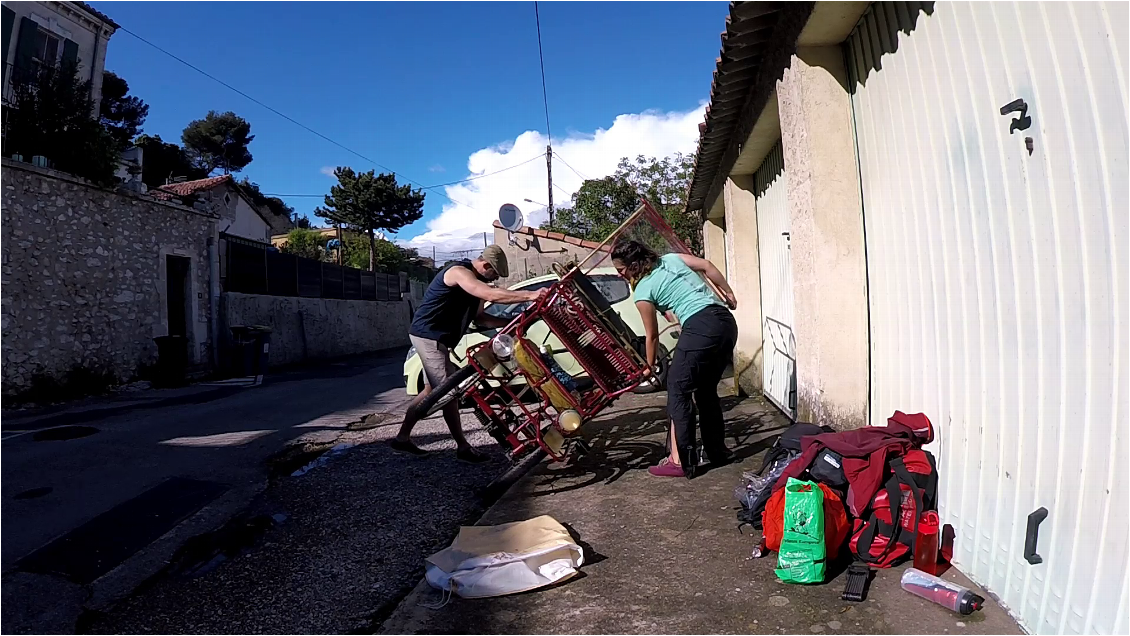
[846,2,1128,633]
[755,141,797,418]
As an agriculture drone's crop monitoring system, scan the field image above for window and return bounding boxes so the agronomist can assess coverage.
[589,274,631,304]
[32,28,60,66]
[483,280,555,320]
[480,273,632,322]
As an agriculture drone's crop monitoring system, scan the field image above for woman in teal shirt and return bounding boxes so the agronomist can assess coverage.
[611,239,738,479]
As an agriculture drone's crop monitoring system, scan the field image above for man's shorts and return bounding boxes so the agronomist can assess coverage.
[410,335,457,389]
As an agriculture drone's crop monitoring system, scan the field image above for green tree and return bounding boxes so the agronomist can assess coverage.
[4,63,120,186]
[134,134,206,188]
[548,176,640,244]
[279,228,328,261]
[181,110,254,174]
[314,168,426,271]
[546,153,702,255]
[372,238,409,273]
[339,232,370,269]
[99,71,149,150]
[617,153,701,255]
[293,215,312,229]
[237,177,295,220]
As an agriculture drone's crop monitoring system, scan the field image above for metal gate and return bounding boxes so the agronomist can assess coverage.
[846,2,1128,633]
[755,141,797,418]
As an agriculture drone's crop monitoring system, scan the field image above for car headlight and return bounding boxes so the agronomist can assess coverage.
[406,346,417,362]
[491,334,515,361]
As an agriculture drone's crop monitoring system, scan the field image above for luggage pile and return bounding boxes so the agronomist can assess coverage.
[735,411,939,585]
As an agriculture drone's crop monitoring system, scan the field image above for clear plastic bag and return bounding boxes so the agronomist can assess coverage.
[734,455,793,509]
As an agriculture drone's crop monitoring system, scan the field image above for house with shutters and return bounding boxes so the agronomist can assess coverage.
[1,1,117,119]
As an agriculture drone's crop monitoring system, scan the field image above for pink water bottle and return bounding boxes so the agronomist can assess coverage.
[913,511,941,575]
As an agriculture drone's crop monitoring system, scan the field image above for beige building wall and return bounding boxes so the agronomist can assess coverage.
[723,175,764,397]
[702,217,727,277]
[491,223,605,287]
[776,46,869,430]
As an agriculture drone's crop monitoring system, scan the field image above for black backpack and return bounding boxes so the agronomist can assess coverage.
[737,422,832,530]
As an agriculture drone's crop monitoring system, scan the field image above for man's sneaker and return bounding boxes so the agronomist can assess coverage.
[707,447,735,466]
[390,439,429,457]
[456,447,490,464]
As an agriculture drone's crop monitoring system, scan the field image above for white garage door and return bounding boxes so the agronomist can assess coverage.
[755,141,797,419]
[847,2,1127,633]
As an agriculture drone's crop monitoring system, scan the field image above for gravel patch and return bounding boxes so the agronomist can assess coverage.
[86,409,512,634]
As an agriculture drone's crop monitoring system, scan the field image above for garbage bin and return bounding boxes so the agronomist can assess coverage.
[230,325,272,384]
[153,335,188,388]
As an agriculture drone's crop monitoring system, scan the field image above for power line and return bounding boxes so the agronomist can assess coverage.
[262,153,546,199]
[533,1,552,142]
[423,154,545,188]
[117,26,478,211]
[552,151,589,181]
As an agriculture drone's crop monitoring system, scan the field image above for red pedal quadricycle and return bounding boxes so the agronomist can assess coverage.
[412,199,699,464]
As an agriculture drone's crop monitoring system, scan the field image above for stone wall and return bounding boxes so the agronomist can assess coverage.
[1,160,218,398]
[221,293,413,367]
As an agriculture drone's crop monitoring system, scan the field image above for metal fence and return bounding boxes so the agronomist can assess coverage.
[223,235,404,301]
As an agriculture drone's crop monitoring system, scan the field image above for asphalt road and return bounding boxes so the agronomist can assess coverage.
[1,350,419,634]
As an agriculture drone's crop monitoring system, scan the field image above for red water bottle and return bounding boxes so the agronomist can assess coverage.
[913,511,941,575]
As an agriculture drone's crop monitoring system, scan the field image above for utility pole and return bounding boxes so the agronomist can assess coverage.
[546,144,554,227]
[336,225,343,266]
[483,232,488,248]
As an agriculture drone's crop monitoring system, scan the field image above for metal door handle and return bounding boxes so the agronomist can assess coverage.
[1024,507,1048,565]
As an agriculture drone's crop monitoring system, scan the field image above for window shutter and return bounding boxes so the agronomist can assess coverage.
[61,37,78,70]
[2,6,14,76]
[13,16,38,79]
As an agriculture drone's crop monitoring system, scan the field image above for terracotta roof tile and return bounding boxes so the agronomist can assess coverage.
[685,2,810,212]
[156,174,232,198]
[491,220,605,249]
[72,2,120,28]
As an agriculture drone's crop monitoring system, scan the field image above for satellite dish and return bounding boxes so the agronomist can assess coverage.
[498,203,524,232]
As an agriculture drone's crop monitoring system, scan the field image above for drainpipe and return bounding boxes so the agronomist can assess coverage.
[89,31,101,117]
[208,234,221,370]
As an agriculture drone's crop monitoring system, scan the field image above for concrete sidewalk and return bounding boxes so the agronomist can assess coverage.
[380,394,1023,635]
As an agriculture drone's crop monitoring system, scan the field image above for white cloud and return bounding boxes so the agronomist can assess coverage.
[320,166,336,177]
[402,105,706,254]
[428,164,445,173]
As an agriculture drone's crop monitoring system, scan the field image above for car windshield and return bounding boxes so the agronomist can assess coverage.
[483,273,631,321]
[588,274,630,304]
[483,280,555,320]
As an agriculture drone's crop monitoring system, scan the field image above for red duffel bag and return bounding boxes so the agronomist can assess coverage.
[848,449,938,567]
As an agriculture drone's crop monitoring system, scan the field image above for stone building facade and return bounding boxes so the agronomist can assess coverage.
[1,159,218,399]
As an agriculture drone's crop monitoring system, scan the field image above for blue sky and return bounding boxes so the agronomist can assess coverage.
[91,1,728,252]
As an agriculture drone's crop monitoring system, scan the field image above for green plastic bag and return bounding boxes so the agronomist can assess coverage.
[774,477,827,584]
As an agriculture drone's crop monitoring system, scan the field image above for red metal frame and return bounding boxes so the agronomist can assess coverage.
[459,266,652,462]
[455,198,689,463]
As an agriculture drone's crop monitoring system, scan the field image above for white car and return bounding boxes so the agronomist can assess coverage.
[403,267,679,395]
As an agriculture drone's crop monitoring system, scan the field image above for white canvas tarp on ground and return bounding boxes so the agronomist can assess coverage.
[425,515,584,598]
